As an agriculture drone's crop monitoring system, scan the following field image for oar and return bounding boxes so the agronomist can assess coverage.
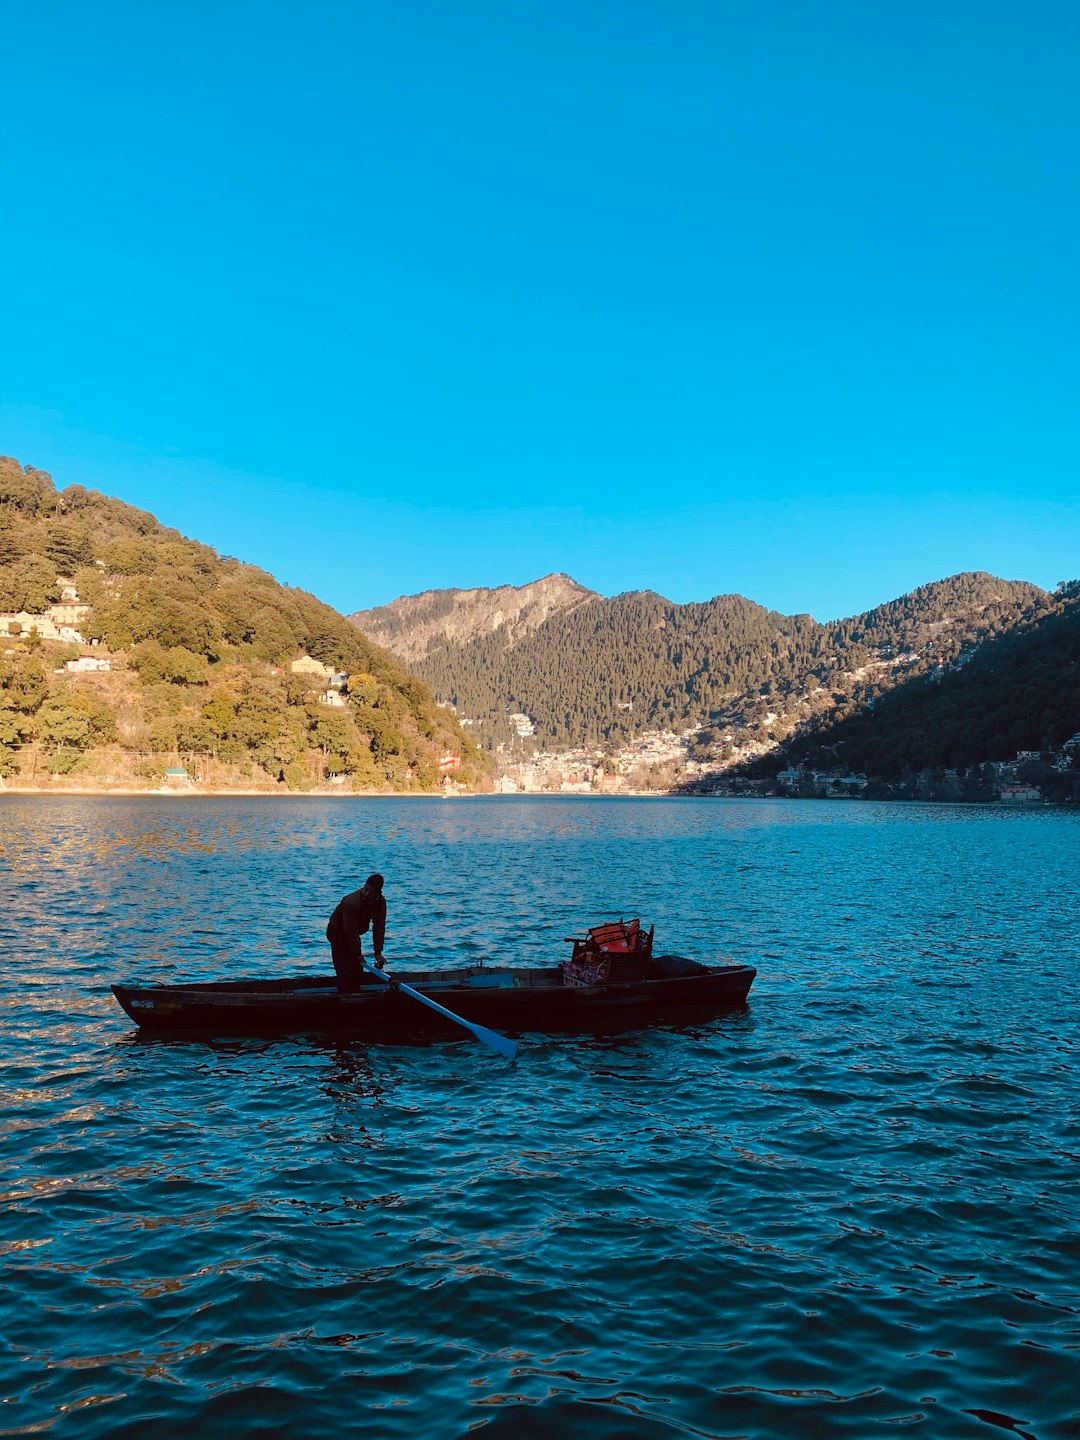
[368,967,518,1060]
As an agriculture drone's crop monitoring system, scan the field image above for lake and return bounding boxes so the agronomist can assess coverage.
[1,795,1077,1439]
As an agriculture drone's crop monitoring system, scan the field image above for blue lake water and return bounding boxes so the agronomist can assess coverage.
[0,795,1077,1439]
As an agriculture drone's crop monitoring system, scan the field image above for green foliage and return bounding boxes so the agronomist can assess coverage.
[347,672,378,706]
[283,757,314,791]
[0,520,24,567]
[166,647,211,686]
[0,458,484,789]
[247,604,297,662]
[128,639,170,683]
[0,654,48,712]
[0,556,62,613]
[43,522,95,572]
[37,686,116,753]
[0,458,57,515]
[71,566,106,608]
[130,640,210,686]
[0,654,47,772]
[101,537,156,575]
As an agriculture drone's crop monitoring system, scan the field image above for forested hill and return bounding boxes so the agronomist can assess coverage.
[0,458,484,790]
[741,580,1080,784]
[350,570,1051,754]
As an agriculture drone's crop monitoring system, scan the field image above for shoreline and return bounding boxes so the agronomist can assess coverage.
[0,784,1055,806]
[0,783,671,799]
[0,784,466,799]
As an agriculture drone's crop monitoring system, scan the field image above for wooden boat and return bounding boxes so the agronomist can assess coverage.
[108,921,754,1048]
[112,919,755,1041]
[111,954,756,1039]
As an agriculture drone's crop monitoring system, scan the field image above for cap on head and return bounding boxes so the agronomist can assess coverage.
[365,873,384,892]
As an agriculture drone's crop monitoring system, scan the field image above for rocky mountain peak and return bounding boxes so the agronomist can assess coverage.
[350,573,598,663]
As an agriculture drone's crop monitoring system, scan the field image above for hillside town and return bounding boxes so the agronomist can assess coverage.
[486,710,1080,804]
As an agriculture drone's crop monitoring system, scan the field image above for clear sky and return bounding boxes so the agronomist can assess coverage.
[3,1,1077,621]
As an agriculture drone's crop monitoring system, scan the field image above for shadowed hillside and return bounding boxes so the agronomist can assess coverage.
[730,580,1080,789]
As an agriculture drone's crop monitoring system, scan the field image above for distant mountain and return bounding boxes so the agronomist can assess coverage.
[351,573,597,664]
[0,457,484,790]
[349,569,1052,763]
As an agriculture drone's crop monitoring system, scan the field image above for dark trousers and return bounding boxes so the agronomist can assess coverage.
[330,938,365,994]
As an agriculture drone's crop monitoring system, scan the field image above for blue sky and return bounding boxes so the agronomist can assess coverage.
[3,0,1077,621]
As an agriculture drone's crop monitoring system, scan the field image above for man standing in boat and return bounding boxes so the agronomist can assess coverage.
[326,873,386,993]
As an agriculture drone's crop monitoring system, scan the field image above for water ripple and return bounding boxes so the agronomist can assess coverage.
[0,796,1077,1438]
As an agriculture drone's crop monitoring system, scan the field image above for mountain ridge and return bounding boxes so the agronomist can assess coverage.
[350,572,597,664]
[348,569,1056,778]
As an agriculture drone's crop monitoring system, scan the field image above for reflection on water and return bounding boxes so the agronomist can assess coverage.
[1,796,1078,1439]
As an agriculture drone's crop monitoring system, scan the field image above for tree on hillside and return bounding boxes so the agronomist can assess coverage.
[101,537,156,575]
[0,459,57,515]
[37,687,116,770]
[0,557,62,613]
[43,522,95,572]
[0,655,48,774]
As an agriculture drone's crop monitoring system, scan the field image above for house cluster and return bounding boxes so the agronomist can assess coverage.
[984,742,1080,801]
[494,724,709,793]
[767,740,1080,803]
[698,767,869,799]
[494,754,597,793]
[775,768,869,797]
[289,655,349,707]
[0,580,91,643]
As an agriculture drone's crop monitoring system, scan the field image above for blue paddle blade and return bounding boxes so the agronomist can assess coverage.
[474,1026,518,1061]
[370,967,517,1061]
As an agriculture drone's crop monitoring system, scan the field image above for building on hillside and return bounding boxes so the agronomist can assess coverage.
[290,654,334,678]
[48,602,91,628]
[832,774,868,793]
[438,752,462,773]
[598,772,629,792]
[1000,783,1041,803]
[0,610,86,642]
[65,656,111,673]
[320,689,347,708]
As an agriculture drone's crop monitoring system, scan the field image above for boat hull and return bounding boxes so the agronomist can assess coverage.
[111,961,756,1039]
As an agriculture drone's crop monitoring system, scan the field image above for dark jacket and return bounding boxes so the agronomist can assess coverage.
[326,886,386,959]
